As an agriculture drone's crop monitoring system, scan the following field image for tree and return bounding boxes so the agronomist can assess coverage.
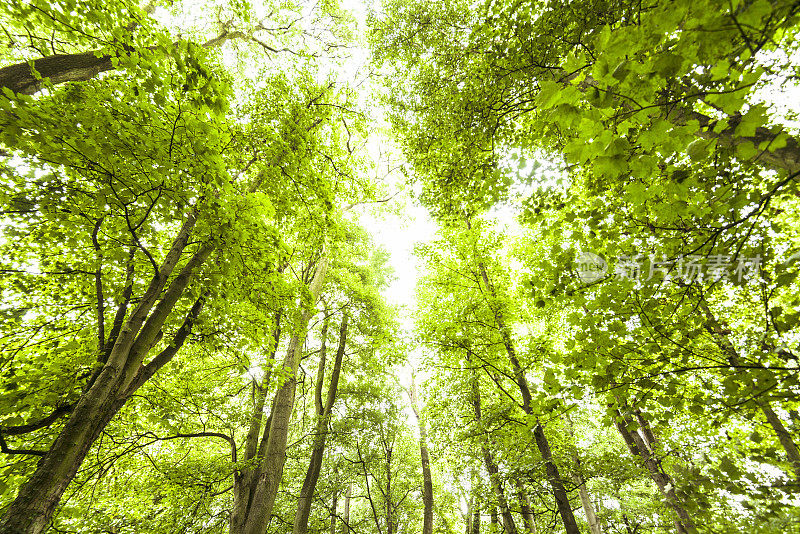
[372,0,800,530]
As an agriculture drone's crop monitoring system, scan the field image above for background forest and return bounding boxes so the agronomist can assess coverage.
[0,0,799,533]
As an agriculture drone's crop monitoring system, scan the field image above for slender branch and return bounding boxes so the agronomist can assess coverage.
[0,433,46,456]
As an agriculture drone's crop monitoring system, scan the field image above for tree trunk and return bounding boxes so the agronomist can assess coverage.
[419,433,434,534]
[564,415,602,534]
[573,473,601,534]
[0,31,249,96]
[470,500,480,534]
[531,422,579,534]
[409,380,434,534]
[468,236,580,534]
[513,479,537,534]
[759,401,800,479]
[293,313,349,534]
[230,314,281,534]
[465,495,473,534]
[0,51,114,95]
[330,491,338,534]
[386,445,394,534]
[613,410,695,533]
[340,482,351,534]
[236,257,328,534]
[0,217,210,534]
[469,367,518,534]
[698,297,800,479]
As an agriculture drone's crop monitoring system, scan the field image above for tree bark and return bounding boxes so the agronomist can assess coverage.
[409,380,434,534]
[465,495,473,534]
[573,474,601,534]
[0,216,209,534]
[0,51,114,95]
[513,479,537,534]
[0,30,250,96]
[293,313,349,534]
[329,491,338,534]
[340,482,351,534]
[613,410,695,533]
[698,297,800,479]
[236,257,328,534]
[386,445,394,534]
[565,416,602,534]
[470,499,480,534]
[230,314,281,534]
[466,230,580,534]
[469,367,518,534]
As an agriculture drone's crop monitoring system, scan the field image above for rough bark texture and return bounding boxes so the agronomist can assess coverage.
[0,51,115,95]
[0,31,245,96]
[293,314,348,534]
[229,314,280,534]
[0,215,208,534]
[531,422,579,534]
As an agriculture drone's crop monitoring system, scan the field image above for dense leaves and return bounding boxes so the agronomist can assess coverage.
[1,0,799,533]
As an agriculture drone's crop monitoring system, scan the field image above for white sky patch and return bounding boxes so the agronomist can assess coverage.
[363,203,436,310]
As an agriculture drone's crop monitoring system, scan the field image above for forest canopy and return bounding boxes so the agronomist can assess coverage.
[0,0,799,533]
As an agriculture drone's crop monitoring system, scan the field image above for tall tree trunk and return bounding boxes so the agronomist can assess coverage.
[613,409,695,533]
[330,491,338,534]
[0,217,211,534]
[230,313,281,534]
[419,432,434,534]
[386,445,394,534]
[465,495,473,534]
[340,482,351,534]
[564,415,602,534]
[470,500,480,534]
[697,297,800,479]
[469,366,519,534]
[293,313,349,534]
[467,229,579,534]
[237,257,328,534]
[409,380,434,534]
[513,479,537,534]
[573,474,601,534]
